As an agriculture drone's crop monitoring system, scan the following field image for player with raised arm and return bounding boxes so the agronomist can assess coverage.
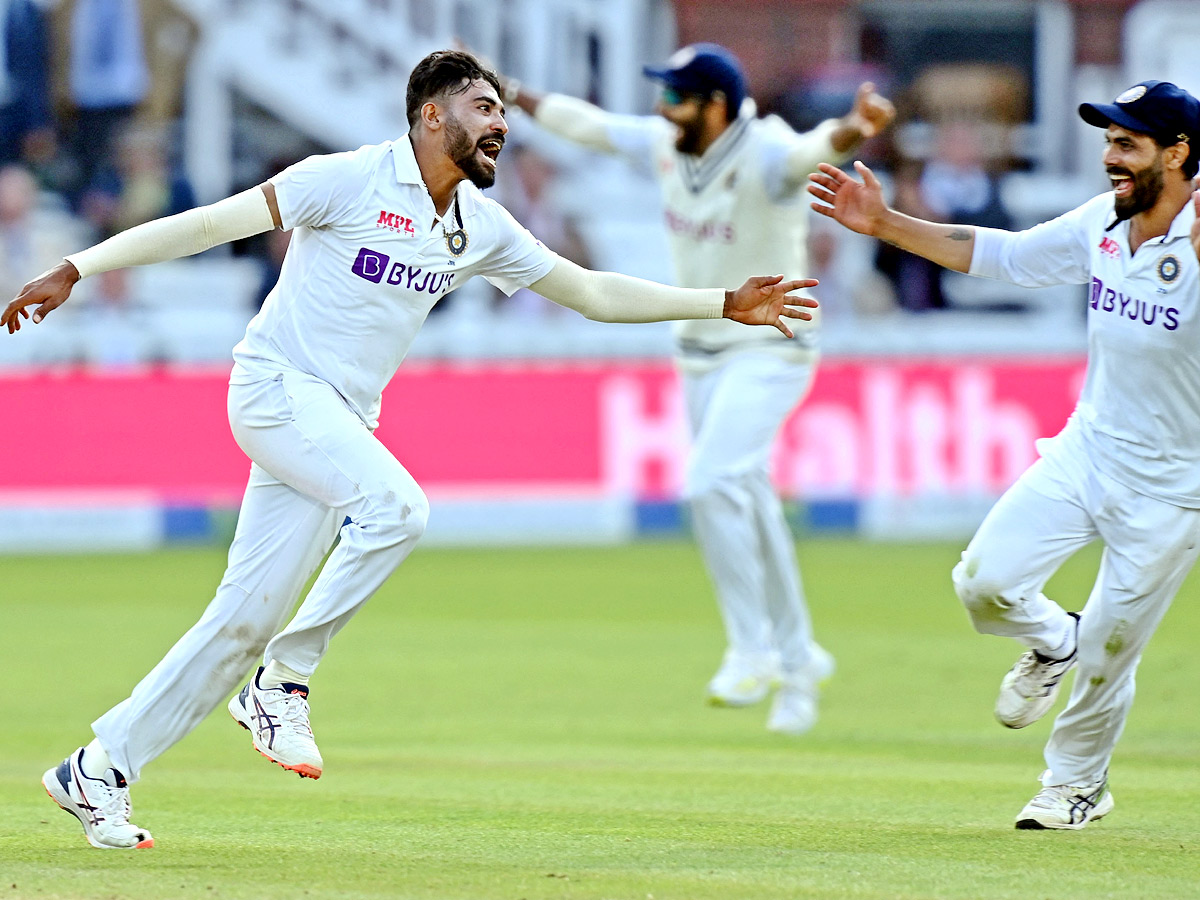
[810,80,1200,829]
[498,44,894,734]
[1,50,818,850]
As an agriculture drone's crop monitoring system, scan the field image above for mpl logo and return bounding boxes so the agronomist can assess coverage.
[1099,236,1121,259]
[377,210,416,236]
[352,248,390,283]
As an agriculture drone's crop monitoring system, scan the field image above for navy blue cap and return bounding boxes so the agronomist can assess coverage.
[1079,80,1200,145]
[643,43,746,111]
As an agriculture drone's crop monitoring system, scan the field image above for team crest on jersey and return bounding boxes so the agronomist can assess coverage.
[1157,254,1181,284]
[445,228,469,257]
[1116,85,1147,104]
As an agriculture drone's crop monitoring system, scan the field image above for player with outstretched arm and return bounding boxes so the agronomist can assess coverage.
[810,80,1200,829]
[1,50,818,850]
[498,44,894,734]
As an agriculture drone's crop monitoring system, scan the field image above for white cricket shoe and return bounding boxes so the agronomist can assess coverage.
[707,651,778,707]
[43,748,154,850]
[766,681,817,734]
[229,667,323,779]
[766,645,835,735]
[995,614,1079,729]
[1015,778,1114,830]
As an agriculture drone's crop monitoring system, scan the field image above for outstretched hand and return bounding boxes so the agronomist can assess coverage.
[2,261,80,334]
[846,82,896,141]
[723,275,819,338]
[807,161,890,237]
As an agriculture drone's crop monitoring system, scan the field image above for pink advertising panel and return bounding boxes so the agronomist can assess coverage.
[0,359,1085,502]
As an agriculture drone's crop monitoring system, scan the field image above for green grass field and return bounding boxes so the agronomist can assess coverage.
[2,539,1198,900]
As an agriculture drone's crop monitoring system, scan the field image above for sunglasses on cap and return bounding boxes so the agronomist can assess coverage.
[661,86,706,106]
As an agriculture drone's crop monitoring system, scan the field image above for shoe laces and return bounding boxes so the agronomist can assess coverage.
[1029,781,1103,809]
[1013,650,1073,696]
[273,692,314,737]
[90,779,135,827]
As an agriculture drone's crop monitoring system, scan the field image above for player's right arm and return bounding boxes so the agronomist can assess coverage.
[500,76,660,160]
[1,185,281,333]
[807,160,977,272]
[809,160,1095,287]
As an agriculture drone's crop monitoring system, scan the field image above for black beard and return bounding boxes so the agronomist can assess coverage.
[445,116,498,189]
[1111,157,1164,222]
[673,117,704,155]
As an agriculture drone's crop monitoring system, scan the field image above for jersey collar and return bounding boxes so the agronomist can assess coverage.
[392,136,479,217]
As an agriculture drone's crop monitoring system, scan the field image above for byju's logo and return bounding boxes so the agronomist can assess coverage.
[352,248,390,283]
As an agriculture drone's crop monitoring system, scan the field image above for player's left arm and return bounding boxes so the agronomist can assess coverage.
[2,185,279,333]
[529,257,818,338]
[780,82,894,189]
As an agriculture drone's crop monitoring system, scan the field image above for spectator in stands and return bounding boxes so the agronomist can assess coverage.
[0,0,53,168]
[495,141,593,316]
[877,119,1014,311]
[80,123,195,240]
[0,162,80,302]
[68,0,149,196]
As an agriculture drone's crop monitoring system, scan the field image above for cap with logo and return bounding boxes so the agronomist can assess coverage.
[643,43,747,112]
[1078,80,1200,146]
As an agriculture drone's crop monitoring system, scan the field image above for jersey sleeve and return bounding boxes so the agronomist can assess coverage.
[269,149,372,230]
[969,195,1106,287]
[760,118,842,201]
[603,114,672,169]
[478,203,561,296]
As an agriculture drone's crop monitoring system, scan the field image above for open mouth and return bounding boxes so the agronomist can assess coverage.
[1110,173,1133,197]
[478,138,503,164]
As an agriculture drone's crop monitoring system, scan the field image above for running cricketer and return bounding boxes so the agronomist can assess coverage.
[498,44,894,734]
[810,80,1200,829]
[1,50,819,850]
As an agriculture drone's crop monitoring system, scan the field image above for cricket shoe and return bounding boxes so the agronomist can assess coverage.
[995,613,1079,729]
[707,651,779,707]
[42,747,154,849]
[229,667,323,779]
[766,645,836,735]
[1015,778,1114,830]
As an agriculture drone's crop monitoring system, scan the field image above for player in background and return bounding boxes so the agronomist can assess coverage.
[810,80,1200,829]
[497,44,894,734]
[1,50,819,850]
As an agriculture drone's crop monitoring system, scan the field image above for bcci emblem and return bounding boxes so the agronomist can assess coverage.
[1116,85,1147,104]
[1157,254,1181,284]
[445,228,469,257]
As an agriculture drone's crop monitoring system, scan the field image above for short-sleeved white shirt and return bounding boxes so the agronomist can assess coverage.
[971,193,1200,506]
[231,137,557,427]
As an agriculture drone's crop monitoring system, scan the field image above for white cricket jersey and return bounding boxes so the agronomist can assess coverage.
[231,138,557,428]
[601,108,840,371]
[971,192,1200,507]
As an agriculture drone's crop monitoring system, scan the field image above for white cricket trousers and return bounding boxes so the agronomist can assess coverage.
[951,427,1200,786]
[681,351,816,676]
[93,372,429,782]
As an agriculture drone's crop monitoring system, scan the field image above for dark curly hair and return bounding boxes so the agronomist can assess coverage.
[406,50,502,129]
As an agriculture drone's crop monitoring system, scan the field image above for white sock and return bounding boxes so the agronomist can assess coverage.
[261,659,309,687]
[1043,617,1077,660]
[79,738,116,781]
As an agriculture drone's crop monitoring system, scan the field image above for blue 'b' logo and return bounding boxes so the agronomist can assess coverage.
[352,248,390,283]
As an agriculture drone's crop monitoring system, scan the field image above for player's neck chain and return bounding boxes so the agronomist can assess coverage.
[442,194,468,257]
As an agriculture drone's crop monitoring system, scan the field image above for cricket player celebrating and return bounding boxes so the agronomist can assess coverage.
[1,50,819,850]
[810,80,1200,829]
[498,44,894,733]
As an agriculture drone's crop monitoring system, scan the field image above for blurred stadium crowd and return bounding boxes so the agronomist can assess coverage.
[0,0,1192,365]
